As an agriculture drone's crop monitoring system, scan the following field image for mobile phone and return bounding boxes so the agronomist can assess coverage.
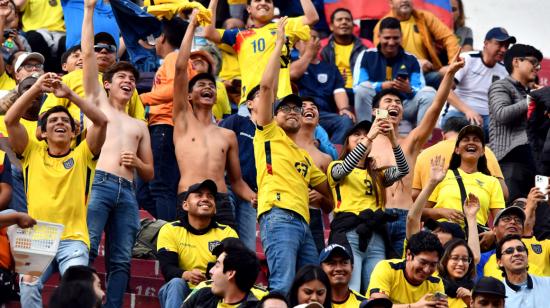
[434,292,448,301]
[375,108,388,119]
[535,175,549,201]
[396,71,409,80]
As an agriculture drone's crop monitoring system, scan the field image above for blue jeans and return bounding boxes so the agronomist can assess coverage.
[259,207,319,295]
[20,240,89,308]
[87,170,140,308]
[309,208,325,253]
[231,192,257,252]
[318,111,354,145]
[346,231,386,293]
[385,208,408,258]
[355,86,436,125]
[441,109,490,141]
[136,124,180,221]
[8,166,27,213]
[158,277,191,308]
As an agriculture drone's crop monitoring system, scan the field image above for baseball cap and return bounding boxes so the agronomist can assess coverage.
[246,85,260,101]
[472,277,507,298]
[425,219,466,240]
[319,243,353,264]
[493,206,525,226]
[344,120,373,141]
[360,298,393,308]
[94,32,117,47]
[485,27,516,44]
[293,303,323,308]
[273,94,302,113]
[455,125,485,146]
[181,179,217,201]
[14,52,45,72]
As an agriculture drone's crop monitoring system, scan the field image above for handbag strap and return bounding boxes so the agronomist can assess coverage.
[452,169,469,239]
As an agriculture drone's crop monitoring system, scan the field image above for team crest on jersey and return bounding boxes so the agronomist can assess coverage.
[63,158,74,170]
[317,74,328,83]
[208,241,221,252]
[476,179,484,187]
[531,244,542,254]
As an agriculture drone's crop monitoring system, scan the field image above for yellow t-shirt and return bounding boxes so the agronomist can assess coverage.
[327,160,382,215]
[367,259,445,304]
[0,116,39,143]
[0,72,15,91]
[428,168,505,226]
[334,42,354,88]
[218,43,241,81]
[412,139,504,191]
[220,17,310,104]
[156,221,238,288]
[21,0,65,32]
[482,237,550,279]
[448,297,467,308]
[188,280,268,302]
[213,80,232,121]
[332,289,367,308]
[254,121,327,223]
[21,139,96,246]
[400,16,429,61]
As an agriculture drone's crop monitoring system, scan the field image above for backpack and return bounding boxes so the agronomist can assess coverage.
[132,218,167,259]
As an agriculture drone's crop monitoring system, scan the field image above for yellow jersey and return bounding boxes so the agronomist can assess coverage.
[213,81,232,121]
[428,168,505,226]
[327,161,382,215]
[218,43,241,81]
[412,139,504,191]
[481,237,550,279]
[220,17,310,104]
[254,121,326,223]
[332,289,367,307]
[0,72,15,91]
[21,0,65,32]
[156,220,238,288]
[188,280,268,301]
[367,259,445,304]
[0,116,39,143]
[21,139,96,246]
[400,16,429,61]
[334,42,354,88]
[448,297,467,308]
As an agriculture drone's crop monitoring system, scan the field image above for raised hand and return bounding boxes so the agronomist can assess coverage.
[464,193,480,220]
[429,155,447,185]
[33,73,57,93]
[51,78,73,99]
[448,50,465,74]
[276,16,288,46]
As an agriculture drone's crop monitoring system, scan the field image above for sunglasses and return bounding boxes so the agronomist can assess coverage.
[94,44,116,53]
[502,245,527,255]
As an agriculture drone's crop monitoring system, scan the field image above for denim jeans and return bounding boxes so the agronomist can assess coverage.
[158,277,191,308]
[231,192,257,252]
[20,240,89,308]
[385,208,408,258]
[318,111,354,145]
[136,125,180,221]
[309,208,325,254]
[346,231,386,293]
[259,207,319,295]
[441,109,490,141]
[355,86,436,125]
[8,166,27,213]
[87,170,140,308]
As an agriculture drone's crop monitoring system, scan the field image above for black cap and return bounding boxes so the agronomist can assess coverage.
[273,94,302,113]
[246,85,260,101]
[425,219,466,240]
[360,297,393,308]
[493,206,525,226]
[94,32,117,47]
[181,179,217,201]
[485,27,516,44]
[455,125,485,146]
[472,277,507,298]
[319,243,353,264]
[344,120,373,140]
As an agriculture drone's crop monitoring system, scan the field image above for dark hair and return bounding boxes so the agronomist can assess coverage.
[188,72,216,91]
[442,117,470,133]
[61,44,81,66]
[406,231,444,258]
[218,239,260,293]
[330,8,352,24]
[161,17,188,48]
[448,149,491,176]
[41,105,76,133]
[61,265,98,285]
[259,292,289,307]
[438,239,476,280]
[288,265,332,308]
[504,44,543,74]
[102,61,140,84]
[495,234,528,276]
[372,88,404,109]
[246,0,272,6]
[379,17,402,33]
[454,0,466,28]
[49,281,102,308]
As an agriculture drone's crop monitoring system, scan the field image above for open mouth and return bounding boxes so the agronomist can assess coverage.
[303,111,314,119]
[121,85,132,92]
[388,109,399,117]
[465,145,477,153]
[200,91,214,98]
[54,127,66,133]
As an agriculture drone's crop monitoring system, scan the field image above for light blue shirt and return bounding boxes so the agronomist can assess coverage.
[504,275,550,308]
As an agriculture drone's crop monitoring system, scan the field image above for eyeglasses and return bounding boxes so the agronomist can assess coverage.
[499,215,523,224]
[94,44,116,53]
[501,245,527,255]
[449,255,472,264]
[19,63,44,72]
[519,57,541,70]
[277,105,302,114]
[414,256,438,269]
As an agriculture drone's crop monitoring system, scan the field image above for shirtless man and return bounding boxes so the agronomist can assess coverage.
[369,53,465,256]
[173,11,256,228]
[82,1,154,307]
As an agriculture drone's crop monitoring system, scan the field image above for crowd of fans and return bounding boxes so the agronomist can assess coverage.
[0,0,549,307]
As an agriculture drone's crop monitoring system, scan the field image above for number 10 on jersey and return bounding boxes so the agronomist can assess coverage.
[252,38,266,53]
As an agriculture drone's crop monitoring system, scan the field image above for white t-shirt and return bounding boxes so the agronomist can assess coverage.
[449,51,509,115]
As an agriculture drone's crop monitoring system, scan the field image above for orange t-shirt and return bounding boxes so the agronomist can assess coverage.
[0,227,12,269]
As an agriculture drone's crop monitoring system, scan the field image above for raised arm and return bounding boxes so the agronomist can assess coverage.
[299,0,319,26]
[290,37,317,81]
[463,193,481,264]
[256,17,287,126]
[82,0,108,107]
[173,10,196,127]
[523,186,546,237]
[203,0,222,43]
